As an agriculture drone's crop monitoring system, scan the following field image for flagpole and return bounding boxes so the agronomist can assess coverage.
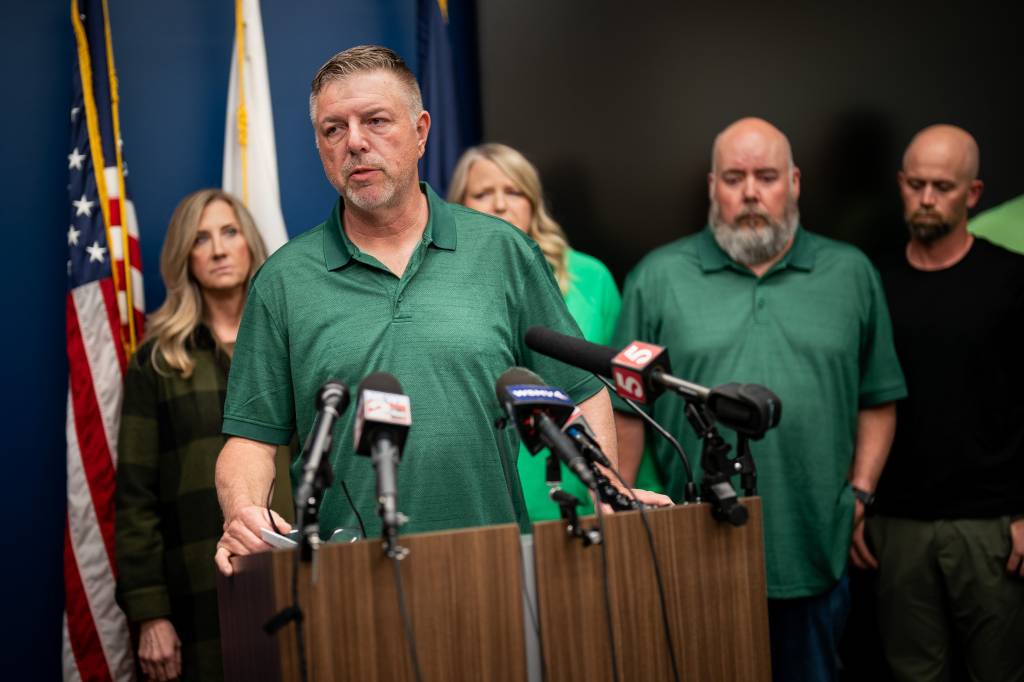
[234,0,249,205]
[70,0,125,351]
[100,0,138,352]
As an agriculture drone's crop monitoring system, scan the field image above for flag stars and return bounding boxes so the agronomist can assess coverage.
[68,147,86,171]
[68,225,81,246]
[86,242,107,263]
[73,194,95,217]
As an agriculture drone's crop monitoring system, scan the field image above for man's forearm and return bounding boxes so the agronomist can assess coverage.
[215,436,279,519]
[614,412,645,486]
[850,403,897,491]
[578,388,618,470]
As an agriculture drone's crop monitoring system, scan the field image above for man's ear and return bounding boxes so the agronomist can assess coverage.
[966,179,984,210]
[416,110,431,158]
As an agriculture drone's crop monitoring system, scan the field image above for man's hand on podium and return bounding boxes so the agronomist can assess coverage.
[630,488,674,507]
[215,505,292,577]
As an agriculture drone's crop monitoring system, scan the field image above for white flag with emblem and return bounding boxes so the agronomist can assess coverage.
[222,0,288,254]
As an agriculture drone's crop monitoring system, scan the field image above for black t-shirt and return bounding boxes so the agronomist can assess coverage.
[876,237,1024,519]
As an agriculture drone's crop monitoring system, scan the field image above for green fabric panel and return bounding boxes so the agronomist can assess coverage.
[970,193,1024,255]
[223,183,601,538]
[613,227,906,598]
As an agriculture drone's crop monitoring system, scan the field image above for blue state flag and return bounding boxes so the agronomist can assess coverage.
[417,0,471,196]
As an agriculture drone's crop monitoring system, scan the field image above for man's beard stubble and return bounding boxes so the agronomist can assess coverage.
[340,153,409,212]
[906,209,955,245]
[709,197,800,267]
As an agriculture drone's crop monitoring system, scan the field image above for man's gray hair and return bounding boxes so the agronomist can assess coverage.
[308,44,423,125]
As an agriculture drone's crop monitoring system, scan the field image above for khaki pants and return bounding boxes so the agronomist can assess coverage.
[867,515,1024,682]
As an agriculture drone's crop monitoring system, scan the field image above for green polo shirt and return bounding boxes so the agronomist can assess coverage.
[613,227,906,599]
[223,183,601,538]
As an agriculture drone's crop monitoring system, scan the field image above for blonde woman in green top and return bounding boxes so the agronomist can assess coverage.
[448,143,663,521]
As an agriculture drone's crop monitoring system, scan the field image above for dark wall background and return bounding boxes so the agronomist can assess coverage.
[2,0,1022,676]
[476,1,1024,279]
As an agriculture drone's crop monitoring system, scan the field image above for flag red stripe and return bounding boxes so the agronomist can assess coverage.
[99,277,127,373]
[64,519,114,682]
[107,197,121,227]
[127,236,142,274]
[66,291,118,567]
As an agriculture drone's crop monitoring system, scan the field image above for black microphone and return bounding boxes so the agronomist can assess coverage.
[706,383,781,438]
[296,380,350,558]
[562,407,611,468]
[525,326,781,437]
[353,372,412,538]
[495,367,597,490]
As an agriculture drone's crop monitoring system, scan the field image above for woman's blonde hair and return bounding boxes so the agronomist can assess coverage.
[146,189,268,377]
[448,143,571,294]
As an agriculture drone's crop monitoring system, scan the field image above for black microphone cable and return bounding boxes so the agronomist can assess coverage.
[339,479,368,539]
[587,382,683,682]
[605,465,681,682]
[596,374,698,504]
[392,551,424,682]
[593,496,622,682]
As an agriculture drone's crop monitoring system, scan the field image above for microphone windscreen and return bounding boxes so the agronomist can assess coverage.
[358,371,403,396]
[495,367,546,405]
[316,380,350,412]
[525,326,617,377]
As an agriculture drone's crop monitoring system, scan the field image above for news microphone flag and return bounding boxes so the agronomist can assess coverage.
[64,1,141,679]
[223,0,288,254]
[611,340,671,404]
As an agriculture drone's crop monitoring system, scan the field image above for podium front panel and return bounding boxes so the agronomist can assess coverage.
[219,522,528,681]
[532,499,771,682]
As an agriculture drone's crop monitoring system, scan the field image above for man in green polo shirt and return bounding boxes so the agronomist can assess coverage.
[613,117,906,682]
[212,45,658,576]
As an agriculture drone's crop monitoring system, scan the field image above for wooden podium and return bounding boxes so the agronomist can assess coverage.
[218,499,770,681]
[532,498,771,681]
[217,522,528,681]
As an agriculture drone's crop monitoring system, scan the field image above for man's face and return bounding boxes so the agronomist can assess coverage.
[708,129,800,265]
[313,70,429,212]
[898,145,981,245]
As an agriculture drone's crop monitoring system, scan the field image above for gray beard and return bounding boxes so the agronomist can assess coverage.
[708,199,800,266]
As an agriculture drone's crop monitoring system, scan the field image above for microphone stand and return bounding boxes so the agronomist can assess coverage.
[684,402,749,527]
[551,487,602,547]
[734,434,758,496]
[296,423,336,564]
[589,461,642,511]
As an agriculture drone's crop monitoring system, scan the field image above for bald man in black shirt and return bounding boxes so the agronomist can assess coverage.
[871,124,1024,682]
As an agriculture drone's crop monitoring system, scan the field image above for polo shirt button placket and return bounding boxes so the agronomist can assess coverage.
[753,285,766,322]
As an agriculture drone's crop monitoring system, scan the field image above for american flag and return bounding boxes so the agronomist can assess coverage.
[64,1,143,679]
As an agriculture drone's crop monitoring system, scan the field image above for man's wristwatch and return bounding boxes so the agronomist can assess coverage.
[851,486,876,507]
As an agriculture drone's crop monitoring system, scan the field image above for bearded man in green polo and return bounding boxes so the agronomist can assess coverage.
[614,117,906,682]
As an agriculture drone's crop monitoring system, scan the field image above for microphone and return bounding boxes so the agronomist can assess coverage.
[353,373,412,538]
[525,326,781,437]
[296,380,351,558]
[562,407,611,468]
[495,367,597,490]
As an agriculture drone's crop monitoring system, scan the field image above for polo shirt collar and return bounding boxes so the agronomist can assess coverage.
[697,224,815,274]
[323,182,457,270]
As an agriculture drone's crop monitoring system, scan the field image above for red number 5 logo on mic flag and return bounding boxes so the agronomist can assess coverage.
[612,341,663,404]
